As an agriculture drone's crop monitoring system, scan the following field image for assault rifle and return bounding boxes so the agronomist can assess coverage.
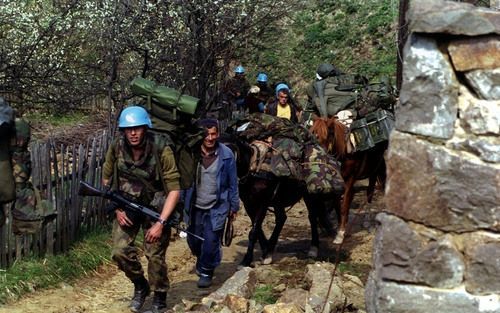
[78,181,203,241]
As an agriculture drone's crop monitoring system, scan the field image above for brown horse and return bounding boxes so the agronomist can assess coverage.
[310,117,387,244]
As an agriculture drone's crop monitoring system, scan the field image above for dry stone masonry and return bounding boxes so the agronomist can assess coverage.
[366,1,500,312]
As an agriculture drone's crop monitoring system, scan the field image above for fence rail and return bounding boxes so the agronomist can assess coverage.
[0,131,111,269]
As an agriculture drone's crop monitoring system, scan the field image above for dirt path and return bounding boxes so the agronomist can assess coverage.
[0,183,381,313]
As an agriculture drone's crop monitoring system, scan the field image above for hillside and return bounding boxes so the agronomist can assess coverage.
[246,0,399,99]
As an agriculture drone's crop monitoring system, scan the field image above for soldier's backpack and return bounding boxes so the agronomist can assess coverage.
[129,77,205,191]
[314,73,395,118]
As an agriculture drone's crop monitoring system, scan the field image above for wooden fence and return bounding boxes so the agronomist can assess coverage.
[0,131,111,269]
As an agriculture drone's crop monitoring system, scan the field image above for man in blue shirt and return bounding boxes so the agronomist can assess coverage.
[183,118,239,288]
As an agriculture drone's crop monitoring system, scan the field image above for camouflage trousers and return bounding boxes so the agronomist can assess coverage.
[111,219,171,292]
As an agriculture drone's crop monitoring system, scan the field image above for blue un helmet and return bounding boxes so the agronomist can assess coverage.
[118,106,152,129]
[234,65,245,74]
[257,73,268,83]
[275,83,290,97]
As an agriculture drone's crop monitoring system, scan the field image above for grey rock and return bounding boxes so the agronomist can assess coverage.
[397,34,458,139]
[412,237,464,288]
[205,267,256,302]
[368,281,500,313]
[460,97,500,136]
[465,242,500,294]
[409,0,500,36]
[385,131,500,233]
[452,137,500,163]
[465,69,500,100]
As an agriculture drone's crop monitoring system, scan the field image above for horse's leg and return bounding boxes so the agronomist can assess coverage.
[367,174,377,203]
[261,206,287,265]
[368,156,387,202]
[303,195,320,258]
[240,205,268,267]
[334,177,355,245]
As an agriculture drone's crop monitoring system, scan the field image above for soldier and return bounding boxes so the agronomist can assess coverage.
[10,116,54,234]
[223,65,251,112]
[256,72,273,107]
[102,106,181,313]
[304,63,368,126]
[0,97,15,227]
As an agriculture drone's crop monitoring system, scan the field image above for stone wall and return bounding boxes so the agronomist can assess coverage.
[365,1,500,312]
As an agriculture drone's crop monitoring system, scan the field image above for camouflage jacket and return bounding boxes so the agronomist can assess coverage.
[103,133,180,206]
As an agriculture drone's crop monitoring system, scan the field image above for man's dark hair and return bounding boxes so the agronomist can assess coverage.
[196,118,219,130]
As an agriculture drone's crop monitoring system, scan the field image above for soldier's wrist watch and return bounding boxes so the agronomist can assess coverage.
[157,218,167,226]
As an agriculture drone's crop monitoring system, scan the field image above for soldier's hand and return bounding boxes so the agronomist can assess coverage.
[116,209,133,227]
[145,223,163,243]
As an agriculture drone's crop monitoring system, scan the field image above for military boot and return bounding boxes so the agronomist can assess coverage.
[152,291,167,313]
[129,276,150,312]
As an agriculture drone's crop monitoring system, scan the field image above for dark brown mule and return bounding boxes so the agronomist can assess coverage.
[220,133,340,266]
[310,117,387,244]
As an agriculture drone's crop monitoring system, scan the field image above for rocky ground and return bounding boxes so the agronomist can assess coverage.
[0,184,382,313]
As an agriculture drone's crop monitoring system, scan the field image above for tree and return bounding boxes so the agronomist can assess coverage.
[0,0,299,117]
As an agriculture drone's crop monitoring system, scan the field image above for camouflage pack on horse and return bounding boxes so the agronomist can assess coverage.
[222,114,345,265]
[232,113,344,195]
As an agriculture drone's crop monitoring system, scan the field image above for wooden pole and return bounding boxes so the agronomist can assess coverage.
[396,0,410,92]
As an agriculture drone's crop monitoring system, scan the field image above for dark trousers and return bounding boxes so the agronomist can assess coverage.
[187,207,223,277]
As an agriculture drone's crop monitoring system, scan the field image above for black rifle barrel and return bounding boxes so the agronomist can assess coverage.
[78,181,204,241]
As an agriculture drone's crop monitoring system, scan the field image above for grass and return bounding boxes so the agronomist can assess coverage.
[24,110,92,128]
[0,227,112,304]
[252,284,278,305]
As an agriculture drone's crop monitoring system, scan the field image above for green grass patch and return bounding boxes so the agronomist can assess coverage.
[24,110,92,128]
[252,284,278,305]
[0,227,112,304]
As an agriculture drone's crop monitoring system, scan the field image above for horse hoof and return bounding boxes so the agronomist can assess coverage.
[261,255,273,265]
[333,231,345,245]
[307,246,318,258]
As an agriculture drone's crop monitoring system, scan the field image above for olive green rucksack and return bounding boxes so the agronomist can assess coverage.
[129,77,205,190]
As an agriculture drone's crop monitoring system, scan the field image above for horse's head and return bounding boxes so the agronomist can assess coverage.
[218,133,252,179]
[310,117,347,159]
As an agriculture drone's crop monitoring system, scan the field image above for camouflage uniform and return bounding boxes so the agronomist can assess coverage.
[224,76,250,110]
[103,133,180,293]
[10,118,55,234]
[0,97,14,226]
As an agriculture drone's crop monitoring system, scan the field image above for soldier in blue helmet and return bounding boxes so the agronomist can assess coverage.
[223,65,250,112]
[102,105,180,313]
[256,72,273,110]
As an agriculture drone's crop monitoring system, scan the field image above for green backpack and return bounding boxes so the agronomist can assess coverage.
[129,77,205,190]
